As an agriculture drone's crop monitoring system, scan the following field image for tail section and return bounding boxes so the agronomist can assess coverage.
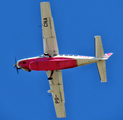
[95,36,113,82]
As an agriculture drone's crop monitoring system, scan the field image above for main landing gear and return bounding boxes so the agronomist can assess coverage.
[44,53,53,80]
[44,53,51,57]
[48,71,54,80]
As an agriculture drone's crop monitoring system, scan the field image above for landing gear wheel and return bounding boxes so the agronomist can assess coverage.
[48,77,53,80]
[44,53,49,56]
[44,53,51,57]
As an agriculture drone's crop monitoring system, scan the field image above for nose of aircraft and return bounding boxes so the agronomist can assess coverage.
[14,63,19,74]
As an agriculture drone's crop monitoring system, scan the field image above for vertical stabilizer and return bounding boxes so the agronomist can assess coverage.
[95,36,104,58]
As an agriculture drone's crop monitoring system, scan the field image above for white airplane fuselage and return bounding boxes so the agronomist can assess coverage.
[16,54,108,71]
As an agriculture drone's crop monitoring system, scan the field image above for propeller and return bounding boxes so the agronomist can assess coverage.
[14,58,20,74]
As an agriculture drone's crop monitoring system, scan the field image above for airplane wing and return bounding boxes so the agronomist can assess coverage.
[46,70,66,118]
[40,2,59,56]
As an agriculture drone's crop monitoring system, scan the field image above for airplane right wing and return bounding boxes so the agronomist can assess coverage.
[40,2,59,56]
[46,70,66,118]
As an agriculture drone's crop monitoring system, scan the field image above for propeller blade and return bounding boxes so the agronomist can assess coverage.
[14,58,19,74]
[17,68,19,74]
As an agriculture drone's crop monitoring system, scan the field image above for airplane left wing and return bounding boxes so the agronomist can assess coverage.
[40,2,59,56]
[46,70,66,118]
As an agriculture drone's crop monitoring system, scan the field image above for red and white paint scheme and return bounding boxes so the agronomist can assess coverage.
[17,53,112,72]
[14,2,113,118]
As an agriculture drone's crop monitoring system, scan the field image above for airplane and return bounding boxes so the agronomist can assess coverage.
[14,2,113,118]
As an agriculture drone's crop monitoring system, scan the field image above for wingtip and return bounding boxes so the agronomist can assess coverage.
[40,2,50,4]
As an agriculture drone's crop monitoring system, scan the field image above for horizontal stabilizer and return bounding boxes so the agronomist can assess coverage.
[95,36,104,58]
[97,61,107,82]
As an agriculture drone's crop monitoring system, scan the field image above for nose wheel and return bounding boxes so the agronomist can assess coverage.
[48,71,54,80]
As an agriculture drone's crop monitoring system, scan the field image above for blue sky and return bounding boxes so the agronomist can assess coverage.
[0,0,123,120]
